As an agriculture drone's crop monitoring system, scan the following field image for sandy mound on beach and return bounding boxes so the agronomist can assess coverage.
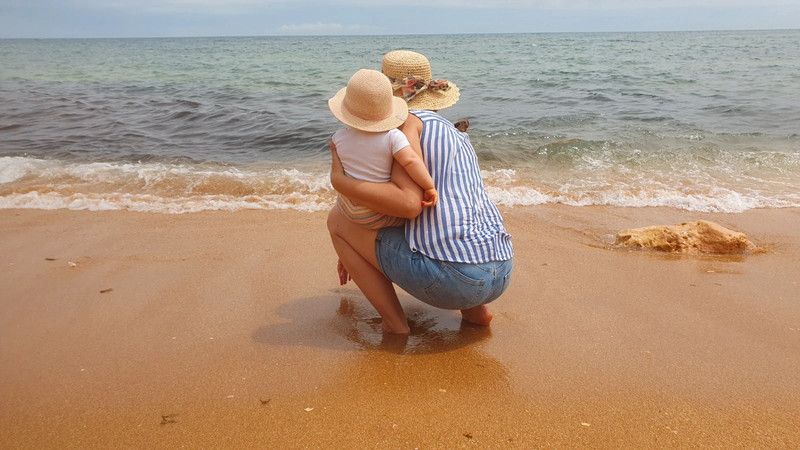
[615,220,757,254]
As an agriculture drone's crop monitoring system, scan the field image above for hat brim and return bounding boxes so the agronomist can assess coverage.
[405,82,460,111]
[328,87,409,132]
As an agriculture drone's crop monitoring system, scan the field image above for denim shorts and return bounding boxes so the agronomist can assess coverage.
[375,226,513,310]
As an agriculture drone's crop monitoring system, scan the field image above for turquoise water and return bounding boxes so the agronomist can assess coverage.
[1,31,799,213]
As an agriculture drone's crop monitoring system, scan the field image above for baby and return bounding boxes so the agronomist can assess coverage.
[328,69,437,229]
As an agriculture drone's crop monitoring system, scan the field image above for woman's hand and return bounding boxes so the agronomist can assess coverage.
[329,140,353,197]
[337,259,351,285]
[329,140,345,180]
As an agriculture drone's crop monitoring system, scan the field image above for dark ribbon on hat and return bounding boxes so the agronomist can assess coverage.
[389,76,450,102]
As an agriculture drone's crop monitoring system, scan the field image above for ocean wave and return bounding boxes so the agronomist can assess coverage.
[0,157,334,213]
[2,157,800,214]
[0,191,331,214]
[482,169,800,213]
[486,184,798,213]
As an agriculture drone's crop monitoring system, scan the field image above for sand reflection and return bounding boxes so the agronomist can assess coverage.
[246,293,532,445]
[333,297,496,355]
[252,291,511,399]
[327,296,513,416]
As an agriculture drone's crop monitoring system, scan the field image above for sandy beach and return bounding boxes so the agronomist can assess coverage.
[1,205,798,448]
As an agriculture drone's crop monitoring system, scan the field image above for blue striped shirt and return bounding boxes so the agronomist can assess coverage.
[405,110,513,263]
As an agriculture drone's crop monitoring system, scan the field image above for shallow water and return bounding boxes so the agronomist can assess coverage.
[1,31,799,213]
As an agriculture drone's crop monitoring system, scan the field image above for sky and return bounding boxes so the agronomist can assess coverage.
[0,0,798,38]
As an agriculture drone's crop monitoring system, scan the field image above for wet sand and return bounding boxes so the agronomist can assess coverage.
[1,205,799,448]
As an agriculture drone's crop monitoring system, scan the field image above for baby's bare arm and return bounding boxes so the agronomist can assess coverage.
[394,146,438,207]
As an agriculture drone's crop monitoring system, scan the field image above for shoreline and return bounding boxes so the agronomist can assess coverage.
[2,152,799,214]
[1,205,798,447]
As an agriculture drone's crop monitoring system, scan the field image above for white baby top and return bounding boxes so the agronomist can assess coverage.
[332,127,410,183]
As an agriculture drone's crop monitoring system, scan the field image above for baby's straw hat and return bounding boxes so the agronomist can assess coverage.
[382,50,460,111]
[328,69,409,132]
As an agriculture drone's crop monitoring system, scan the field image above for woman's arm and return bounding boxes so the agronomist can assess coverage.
[330,142,423,219]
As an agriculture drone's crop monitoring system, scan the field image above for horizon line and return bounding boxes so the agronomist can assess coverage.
[1,27,798,40]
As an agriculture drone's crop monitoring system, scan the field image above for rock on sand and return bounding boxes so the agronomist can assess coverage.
[615,220,757,254]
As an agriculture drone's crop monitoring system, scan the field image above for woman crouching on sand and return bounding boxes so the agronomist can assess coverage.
[328,50,513,334]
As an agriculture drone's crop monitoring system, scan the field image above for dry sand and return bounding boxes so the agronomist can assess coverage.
[1,205,798,448]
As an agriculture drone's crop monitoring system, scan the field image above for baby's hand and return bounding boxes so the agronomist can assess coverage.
[422,188,438,208]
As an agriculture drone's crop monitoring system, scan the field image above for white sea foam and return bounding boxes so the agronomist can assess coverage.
[0,157,336,213]
[481,168,800,213]
[2,157,800,214]
[0,191,333,214]
[486,182,799,213]
[0,156,42,183]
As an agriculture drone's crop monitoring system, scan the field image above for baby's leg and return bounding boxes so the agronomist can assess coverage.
[337,194,404,230]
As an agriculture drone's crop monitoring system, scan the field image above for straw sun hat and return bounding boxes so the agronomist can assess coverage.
[382,50,460,111]
[328,69,409,132]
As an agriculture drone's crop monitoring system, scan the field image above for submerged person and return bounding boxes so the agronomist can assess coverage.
[327,68,438,229]
[327,50,513,335]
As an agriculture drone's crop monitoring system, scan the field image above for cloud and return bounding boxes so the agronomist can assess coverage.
[60,0,282,14]
[20,0,795,15]
[3,0,796,38]
[40,0,800,12]
[380,0,800,8]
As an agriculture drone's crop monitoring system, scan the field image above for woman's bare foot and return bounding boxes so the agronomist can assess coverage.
[382,319,411,335]
[460,305,493,326]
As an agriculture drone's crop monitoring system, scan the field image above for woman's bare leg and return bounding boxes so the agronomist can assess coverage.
[327,206,410,334]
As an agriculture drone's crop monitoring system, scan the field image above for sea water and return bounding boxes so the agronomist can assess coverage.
[1,31,798,213]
